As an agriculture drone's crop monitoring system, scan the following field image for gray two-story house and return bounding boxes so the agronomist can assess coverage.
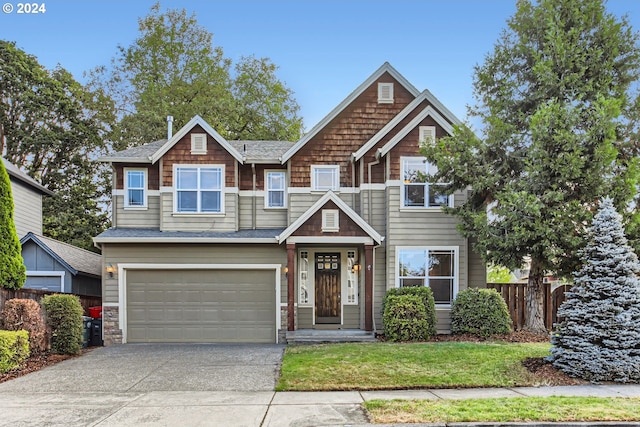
[94,63,487,345]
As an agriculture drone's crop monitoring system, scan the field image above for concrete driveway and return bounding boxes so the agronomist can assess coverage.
[0,344,370,427]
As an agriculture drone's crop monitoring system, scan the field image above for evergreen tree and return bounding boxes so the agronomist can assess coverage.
[0,159,26,289]
[550,198,640,382]
[422,0,640,334]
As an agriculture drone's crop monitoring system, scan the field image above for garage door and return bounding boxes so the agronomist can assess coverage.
[126,269,276,343]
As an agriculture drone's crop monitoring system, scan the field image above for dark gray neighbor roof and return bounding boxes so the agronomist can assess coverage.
[94,227,285,242]
[2,158,53,195]
[20,232,102,277]
[229,140,295,163]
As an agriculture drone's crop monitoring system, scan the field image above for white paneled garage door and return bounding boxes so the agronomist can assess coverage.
[126,269,276,343]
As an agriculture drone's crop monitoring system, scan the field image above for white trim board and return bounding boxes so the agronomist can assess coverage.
[117,263,282,344]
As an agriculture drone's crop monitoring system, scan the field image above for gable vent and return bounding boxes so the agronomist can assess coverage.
[191,134,207,155]
[322,209,339,232]
[378,83,394,104]
[419,126,436,145]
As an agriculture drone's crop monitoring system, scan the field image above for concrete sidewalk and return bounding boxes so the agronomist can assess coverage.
[1,385,640,426]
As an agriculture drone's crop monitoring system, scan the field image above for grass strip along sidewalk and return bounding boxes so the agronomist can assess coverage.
[364,396,640,423]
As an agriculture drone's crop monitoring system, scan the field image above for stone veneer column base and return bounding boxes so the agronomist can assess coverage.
[102,306,122,345]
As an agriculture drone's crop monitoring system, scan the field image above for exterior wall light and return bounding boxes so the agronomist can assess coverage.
[106,263,116,278]
[351,263,362,273]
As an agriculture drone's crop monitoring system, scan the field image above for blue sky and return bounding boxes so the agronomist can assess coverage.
[1,0,640,131]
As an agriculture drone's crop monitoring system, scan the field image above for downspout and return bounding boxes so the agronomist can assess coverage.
[351,157,356,209]
[367,157,381,224]
[110,162,117,227]
[252,163,257,230]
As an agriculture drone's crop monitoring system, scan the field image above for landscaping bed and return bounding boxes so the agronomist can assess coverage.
[0,349,93,384]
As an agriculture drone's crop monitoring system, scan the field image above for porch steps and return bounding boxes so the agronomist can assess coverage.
[286,329,378,344]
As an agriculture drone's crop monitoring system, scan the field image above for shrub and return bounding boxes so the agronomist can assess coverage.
[383,294,431,342]
[383,287,437,338]
[41,294,83,355]
[1,299,47,353]
[0,330,29,373]
[451,288,512,338]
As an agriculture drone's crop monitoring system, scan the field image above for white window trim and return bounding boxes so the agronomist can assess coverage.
[173,164,225,214]
[395,246,459,307]
[124,168,147,210]
[378,82,394,104]
[311,165,340,192]
[321,209,340,232]
[401,156,453,209]
[264,170,287,209]
[191,133,207,155]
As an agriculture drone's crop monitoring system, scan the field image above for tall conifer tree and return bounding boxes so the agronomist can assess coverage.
[0,159,26,289]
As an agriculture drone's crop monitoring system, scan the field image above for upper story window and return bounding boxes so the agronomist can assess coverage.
[378,83,394,103]
[265,171,286,208]
[311,165,340,191]
[191,133,207,155]
[397,247,458,305]
[174,165,223,213]
[402,157,451,208]
[124,168,147,208]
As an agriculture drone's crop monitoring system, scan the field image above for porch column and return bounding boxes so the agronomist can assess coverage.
[364,244,374,331]
[287,243,295,331]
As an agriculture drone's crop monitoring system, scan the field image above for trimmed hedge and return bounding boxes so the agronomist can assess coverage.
[1,299,47,353]
[41,294,83,355]
[383,287,437,338]
[383,294,431,342]
[0,330,29,373]
[451,288,512,338]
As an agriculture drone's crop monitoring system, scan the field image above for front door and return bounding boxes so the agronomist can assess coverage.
[315,253,341,324]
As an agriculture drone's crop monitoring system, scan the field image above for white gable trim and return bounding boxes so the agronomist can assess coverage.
[277,191,383,244]
[376,106,454,158]
[353,90,463,161]
[280,63,420,163]
[149,115,244,164]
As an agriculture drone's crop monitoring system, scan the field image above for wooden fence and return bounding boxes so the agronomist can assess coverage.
[0,288,101,317]
[487,283,570,330]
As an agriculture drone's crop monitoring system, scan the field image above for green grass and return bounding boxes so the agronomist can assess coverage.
[364,397,640,423]
[276,341,550,391]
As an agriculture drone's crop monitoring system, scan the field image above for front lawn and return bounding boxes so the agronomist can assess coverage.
[277,341,552,391]
[364,397,640,423]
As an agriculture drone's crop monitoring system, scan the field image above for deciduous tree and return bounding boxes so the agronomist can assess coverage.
[88,2,302,150]
[0,40,113,251]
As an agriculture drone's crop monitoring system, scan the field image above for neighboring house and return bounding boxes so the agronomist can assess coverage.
[20,232,102,297]
[3,157,102,296]
[94,62,487,345]
[3,158,53,238]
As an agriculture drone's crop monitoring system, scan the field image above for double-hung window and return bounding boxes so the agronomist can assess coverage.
[265,171,286,208]
[311,165,339,191]
[175,166,223,213]
[124,169,146,208]
[397,247,457,304]
[402,157,450,208]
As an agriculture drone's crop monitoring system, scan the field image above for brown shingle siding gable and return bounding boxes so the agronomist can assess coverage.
[161,125,237,187]
[290,72,415,187]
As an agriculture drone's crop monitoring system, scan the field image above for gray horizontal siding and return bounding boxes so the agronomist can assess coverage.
[115,195,160,229]
[343,305,360,328]
[238,194,287,229]
[11,180,42,237]
[161,192,237,232]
